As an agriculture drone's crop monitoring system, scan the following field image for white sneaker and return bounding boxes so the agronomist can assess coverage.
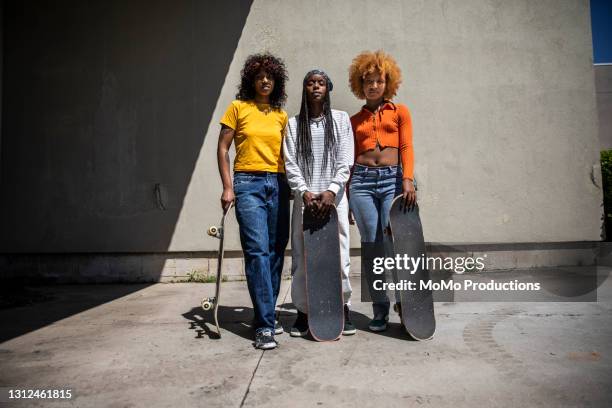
[274,320,284,335]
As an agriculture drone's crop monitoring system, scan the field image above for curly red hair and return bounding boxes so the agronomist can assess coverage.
[348,50,402,100]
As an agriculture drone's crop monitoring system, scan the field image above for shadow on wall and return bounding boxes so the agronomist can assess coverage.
[0,0,252,342]
[1,0,252,253]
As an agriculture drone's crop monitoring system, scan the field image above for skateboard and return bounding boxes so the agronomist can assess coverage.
[202,202,233,336]
[389,196,436,340]
[303,205,344,341]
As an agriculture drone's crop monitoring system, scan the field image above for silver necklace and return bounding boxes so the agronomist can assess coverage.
[310,114,324,123]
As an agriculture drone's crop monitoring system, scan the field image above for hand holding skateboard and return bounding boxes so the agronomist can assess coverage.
[220,187,235,212]
[401,179,416,210]
[303,190,335,219]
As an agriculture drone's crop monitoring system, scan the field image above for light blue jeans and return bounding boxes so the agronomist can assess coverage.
[349,164,403,317]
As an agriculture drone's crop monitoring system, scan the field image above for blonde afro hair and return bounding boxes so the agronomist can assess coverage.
[348,50,402,100]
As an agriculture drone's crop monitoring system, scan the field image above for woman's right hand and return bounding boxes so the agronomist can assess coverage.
[402,178,417,209]
[221,187,235,212]
[302,191,316,209]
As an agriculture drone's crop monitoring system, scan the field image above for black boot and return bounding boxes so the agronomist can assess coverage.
[290,310,309,337]
[342,305,356,335]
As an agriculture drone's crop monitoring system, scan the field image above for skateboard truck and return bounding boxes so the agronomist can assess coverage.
[201,297,216,311]
[207,226,223,239]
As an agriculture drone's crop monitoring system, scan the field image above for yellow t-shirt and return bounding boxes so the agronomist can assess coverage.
[220,100,288,173]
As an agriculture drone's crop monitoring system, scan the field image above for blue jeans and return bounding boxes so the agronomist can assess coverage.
[349,164,403,316]
[233,172,290,333]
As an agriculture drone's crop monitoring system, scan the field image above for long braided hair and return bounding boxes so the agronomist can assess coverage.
[296,70,339,185]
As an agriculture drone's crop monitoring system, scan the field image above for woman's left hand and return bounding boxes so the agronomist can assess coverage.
[317,191,336,218]
[402,179,416,209]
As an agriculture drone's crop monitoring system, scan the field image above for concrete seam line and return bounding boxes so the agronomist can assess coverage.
[239,351,264,408]
[238,281,290,407]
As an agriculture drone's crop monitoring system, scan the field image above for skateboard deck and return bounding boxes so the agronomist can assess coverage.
[389,196,435,340]
[303,205,344,341]
[202,202,233,337]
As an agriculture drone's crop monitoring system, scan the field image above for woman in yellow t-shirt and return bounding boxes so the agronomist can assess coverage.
[217,53,289,350]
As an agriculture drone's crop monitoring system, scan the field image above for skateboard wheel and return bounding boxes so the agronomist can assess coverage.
[201,298,215,311]
[207,226,223,238]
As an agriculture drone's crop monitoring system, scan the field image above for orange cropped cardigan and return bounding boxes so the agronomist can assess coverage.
[350,101,414,180]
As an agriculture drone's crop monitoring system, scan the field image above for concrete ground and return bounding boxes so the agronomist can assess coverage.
[1,268,611,407]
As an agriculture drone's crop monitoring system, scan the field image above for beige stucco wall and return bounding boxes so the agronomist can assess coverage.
[172,0,602,251]
[0,0,601,254]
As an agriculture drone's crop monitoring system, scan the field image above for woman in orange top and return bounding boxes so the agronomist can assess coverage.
[348,50,417,332]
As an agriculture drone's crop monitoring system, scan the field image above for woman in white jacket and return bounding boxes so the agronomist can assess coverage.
[282,69,355,337]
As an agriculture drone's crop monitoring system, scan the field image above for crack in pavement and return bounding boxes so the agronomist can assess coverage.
[239,283,292,407]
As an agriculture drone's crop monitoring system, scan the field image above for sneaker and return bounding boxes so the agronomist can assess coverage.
[368,314,389,332]
[342,305,356,335]
[254,329,277,350]
[290,310,309,337]
[274,319,284,335]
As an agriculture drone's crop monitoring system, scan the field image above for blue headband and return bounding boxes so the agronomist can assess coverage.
[303,69,333,92]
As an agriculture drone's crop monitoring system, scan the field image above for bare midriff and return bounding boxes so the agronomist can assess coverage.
[355,143,399,167]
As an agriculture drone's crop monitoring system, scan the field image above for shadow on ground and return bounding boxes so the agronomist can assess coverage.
[0,284,151,343]
[183,305,257,341]
[278,302,418,342]
[181,300,417,343]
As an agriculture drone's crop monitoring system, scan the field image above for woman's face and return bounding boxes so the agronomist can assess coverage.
[363,71,386,101]
[305,74,327,105]
[254,69,275,97]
